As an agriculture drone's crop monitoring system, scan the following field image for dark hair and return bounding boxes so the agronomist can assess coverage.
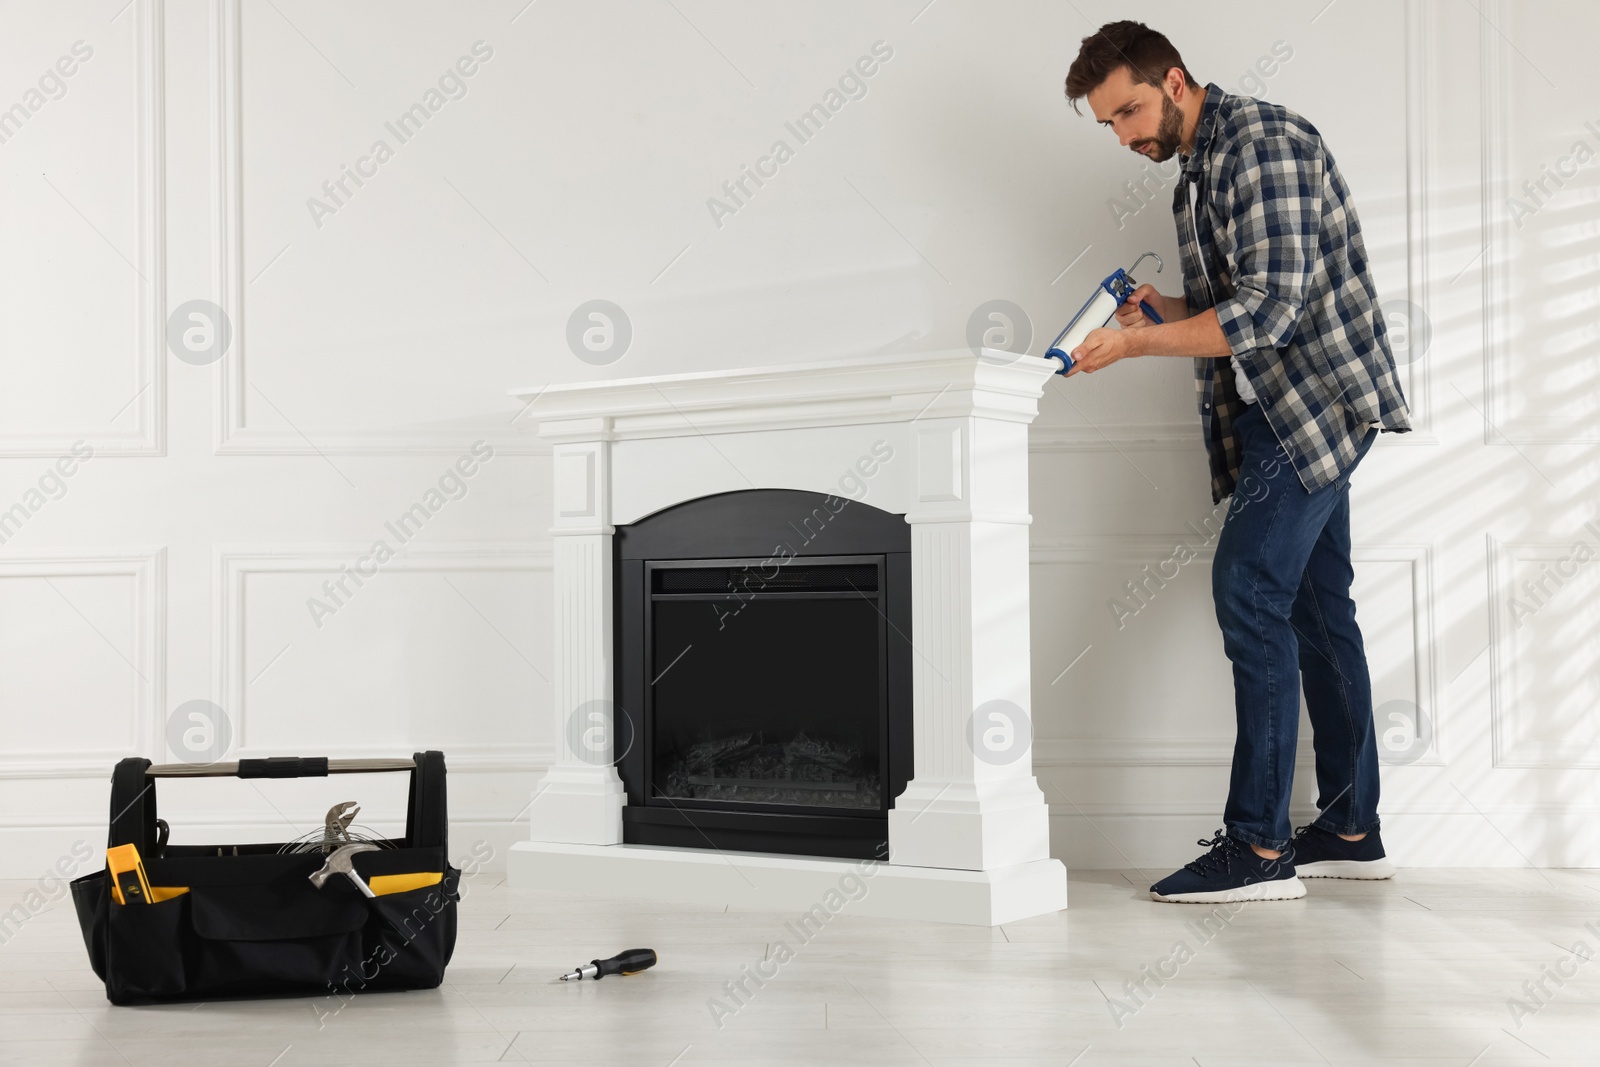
[1064,21,1199,114]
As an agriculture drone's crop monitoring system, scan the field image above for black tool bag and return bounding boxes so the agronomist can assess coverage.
[71,751,460,1005]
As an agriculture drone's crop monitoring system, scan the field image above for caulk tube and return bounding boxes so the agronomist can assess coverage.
[1045,285,1123,373]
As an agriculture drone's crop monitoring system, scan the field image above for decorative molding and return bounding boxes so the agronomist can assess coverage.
[1034,738,1306,767]
[548,534,616,762]
[515,350,1058,443]
[1477,1,1593,445]
[1044,799,1600,817]
[1386,540,1443,765]
[1029,537,1442,767]
[556,450,599,519]
[908,522,973,782]
[0,549,166,778]
[1397,0,1436,442]
[208,0,540,455]
[552,440,610,533]
[916,424,965,502]
[1030,535,1213,565]
[214,544,551,768]
[1028,423,1198,453]
[1487,534,1600,768]
[1479,0,1513,445]
[0,0,165,457]
[14,788,1585,828]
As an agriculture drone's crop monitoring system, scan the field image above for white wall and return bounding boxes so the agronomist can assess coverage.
[1,0,1595,880]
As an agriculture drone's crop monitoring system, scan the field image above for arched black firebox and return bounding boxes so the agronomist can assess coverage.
[613,488,913,860]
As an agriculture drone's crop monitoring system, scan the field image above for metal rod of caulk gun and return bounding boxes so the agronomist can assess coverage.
[1115,252,1166,332]
[1124,251,1164,320]
[1127,251,1162,279]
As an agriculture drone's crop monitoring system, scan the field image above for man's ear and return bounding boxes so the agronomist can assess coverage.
[1166,66,1188,100]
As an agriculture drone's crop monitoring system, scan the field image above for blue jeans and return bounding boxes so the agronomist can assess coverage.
[1212,401,1381,851]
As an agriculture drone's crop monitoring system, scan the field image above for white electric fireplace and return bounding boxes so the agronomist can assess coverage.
[506,350,1068,925]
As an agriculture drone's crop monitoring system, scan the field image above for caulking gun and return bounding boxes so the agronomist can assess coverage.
[1044,252,1164,374]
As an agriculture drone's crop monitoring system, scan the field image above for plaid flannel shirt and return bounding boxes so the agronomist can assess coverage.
[1173,83,1411,504]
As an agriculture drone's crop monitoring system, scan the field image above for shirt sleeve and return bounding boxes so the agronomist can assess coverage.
[1211,135,1325,359]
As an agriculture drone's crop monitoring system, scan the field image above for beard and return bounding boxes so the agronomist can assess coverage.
[1131,95,1185,162]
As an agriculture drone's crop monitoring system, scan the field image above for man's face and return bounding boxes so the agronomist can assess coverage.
[1087,66,1185,162]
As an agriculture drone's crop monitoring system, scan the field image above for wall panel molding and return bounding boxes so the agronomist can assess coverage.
[0,0,165,457]
[0,548,166,778]
[1030,537,1441,767]
[214,544,552,771]
[208,0,540,456]
[1398,0,1436,440]
[1028,424,1198,453]
[1487,534,1600,768]
[1478,0,1594,445]
[1034,737,1307,767]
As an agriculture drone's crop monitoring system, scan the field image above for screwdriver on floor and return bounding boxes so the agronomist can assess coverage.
[558,948,657,981]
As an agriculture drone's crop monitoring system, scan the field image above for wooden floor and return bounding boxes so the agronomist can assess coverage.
[3,867,1599,1065]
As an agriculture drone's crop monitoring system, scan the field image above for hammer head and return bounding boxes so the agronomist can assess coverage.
[308,841,379,888]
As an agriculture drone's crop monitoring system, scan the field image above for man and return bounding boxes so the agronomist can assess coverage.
[1062,22,1411,903]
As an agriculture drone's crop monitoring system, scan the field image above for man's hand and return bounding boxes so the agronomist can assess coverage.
[1065,326,1132,376]
[1113,284,1164,329]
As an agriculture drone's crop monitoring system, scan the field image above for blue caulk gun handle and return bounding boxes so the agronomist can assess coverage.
[1115,266,1165,327]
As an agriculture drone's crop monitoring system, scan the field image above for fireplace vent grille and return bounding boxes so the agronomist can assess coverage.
[654,563,878,594]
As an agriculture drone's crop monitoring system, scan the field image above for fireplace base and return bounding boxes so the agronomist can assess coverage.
[508,841,1068,927]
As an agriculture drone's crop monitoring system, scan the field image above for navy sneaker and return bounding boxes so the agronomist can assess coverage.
[1288,823,1395,879]
[1149,829,1306,903]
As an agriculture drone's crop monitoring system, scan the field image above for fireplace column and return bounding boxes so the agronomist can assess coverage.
[527,420,627,845]
[886,417,1054,871]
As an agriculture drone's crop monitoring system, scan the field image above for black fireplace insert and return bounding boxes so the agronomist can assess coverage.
[614,488,913,860]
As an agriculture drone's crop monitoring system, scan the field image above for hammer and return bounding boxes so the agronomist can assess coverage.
[308,842,378,898]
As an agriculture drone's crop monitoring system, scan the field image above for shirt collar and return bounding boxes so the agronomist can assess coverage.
[1180,82,1226,182]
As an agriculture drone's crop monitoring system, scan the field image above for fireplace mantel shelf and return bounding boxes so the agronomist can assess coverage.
[509,349,1060,442]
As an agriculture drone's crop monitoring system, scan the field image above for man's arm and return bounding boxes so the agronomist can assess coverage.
[1130,307,1232,358]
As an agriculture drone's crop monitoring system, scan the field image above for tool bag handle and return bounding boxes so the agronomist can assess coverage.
[108,757,157,855]
[406,750,447,850]
[143,757,416,778]
[107,750,447,852]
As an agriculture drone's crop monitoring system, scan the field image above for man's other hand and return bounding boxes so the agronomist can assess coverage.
[1113,284,1164,328]
[1066,326,1131,376]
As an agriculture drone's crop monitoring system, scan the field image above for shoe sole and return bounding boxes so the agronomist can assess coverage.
[1295,857,1396,879]
[1149,876,1307,903]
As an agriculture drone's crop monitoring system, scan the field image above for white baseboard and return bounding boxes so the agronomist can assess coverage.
[1050,811,1600,870]
[5,810,1595,886]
